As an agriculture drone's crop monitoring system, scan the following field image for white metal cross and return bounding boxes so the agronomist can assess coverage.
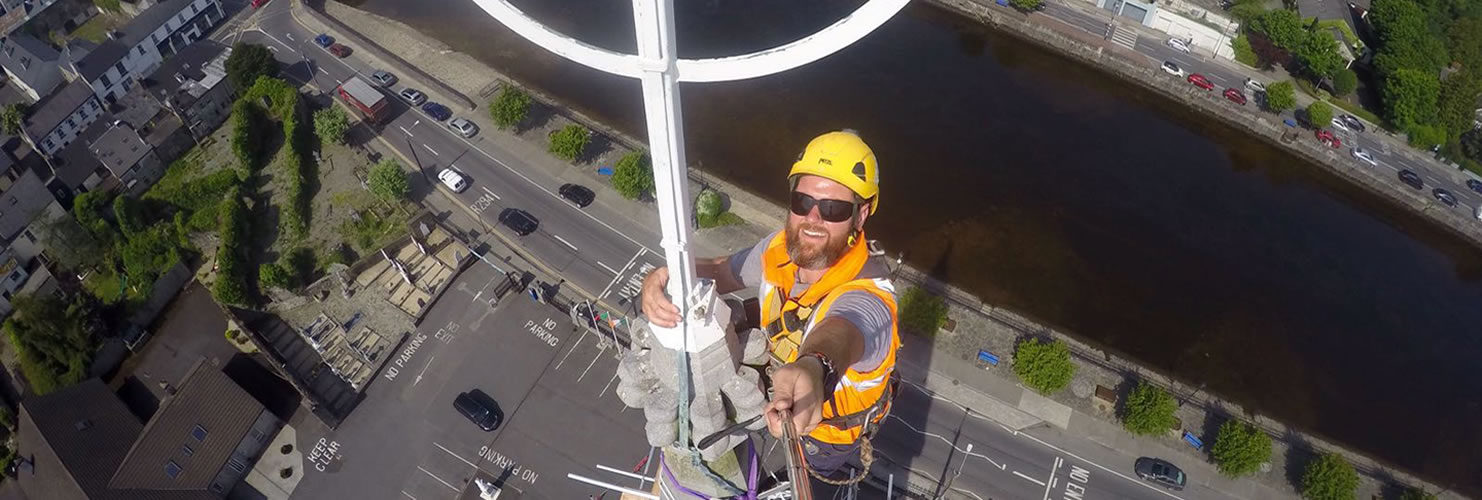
[466,0,908,349]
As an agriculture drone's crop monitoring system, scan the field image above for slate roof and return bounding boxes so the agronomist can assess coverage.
[22,79,92,137]
[51,118,110,187]
[110,359,265,491]
[0,33,60,67]
[16,379,143,500]
[74,0,199,81]
[89,122,151,177]
[144,40,226,105]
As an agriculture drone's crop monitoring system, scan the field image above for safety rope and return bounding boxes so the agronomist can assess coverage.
[805,436,874,486]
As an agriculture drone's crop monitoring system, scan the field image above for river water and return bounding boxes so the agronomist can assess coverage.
[339,0,1482,490]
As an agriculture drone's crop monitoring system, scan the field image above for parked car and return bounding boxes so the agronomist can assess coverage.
[314,34,334,48]
[1466,178,1482,195]
[448,117,479,138]
[1339,114,1366,133]
[1187,73,1214,90]
[1350,147,1377,166]
[1433,187,1457,207]
[438,168,468,192]
[328,43,352,58]
[1329,117,1352,133]
[1243,78,1266,94]
[1315,129,1341,148]
[399,88,427,106]
[1165,38,1191,53]
[370,70,397,87]
[1161,61,1184,77]
[251,0,272,8]
[1398,169,1423,190]
[499,208,539,236]
[1134,457,1186,491]
[559,183,595,208]
[453,390,502,431]
[1222,88,1246,105]
[421,102,452,121]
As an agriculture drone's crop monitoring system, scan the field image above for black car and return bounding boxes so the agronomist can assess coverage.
[1398,169,1423,190]
[1433,188,1457,207]
[453,390,502,431]
[1466,179,1482,195]
[559,183,595,208]
[499,208,539,236]
[421,101,452,121]
[1339,114,1365,133]
[1134,457,1186,491]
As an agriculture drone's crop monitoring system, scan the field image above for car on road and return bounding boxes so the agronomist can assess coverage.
[1134,457,1186,491]
[1244,78,1266,94]
[1467,179,1482,195]
[421,101,452,121]
[398,88,427,106]
[498,208,539,236]
[1398,169,1423,190]
[1329,117,1352,133]
[1315,129,1341,148]
[1350,147,1377,166]
[448,117,478,138]
[251,0,271,8]
[453,390,502,431]
[1339,114,1366,133]
[314,34,334,48]
[1434,187,1458,207]
[370,70,397,87]
[1187,73,1214,90]
[559,183,595,208]
[1166,37,1191,53]
[328,43,352,58]
[1222,88,1246,105]
[1160,61,1184,77]
[438,168,468,192]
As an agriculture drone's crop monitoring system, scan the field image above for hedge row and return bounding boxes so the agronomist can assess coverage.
[211,187,250,305]
[231,100,260,171]
[243,78,310,237]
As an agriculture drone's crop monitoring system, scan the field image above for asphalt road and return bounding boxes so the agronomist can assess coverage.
[249,1,667,310]
[1036,0,1482,215]
[287,262,653,500]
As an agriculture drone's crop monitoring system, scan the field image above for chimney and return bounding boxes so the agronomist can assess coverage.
[106,31,122,40]
[174,73,186,83]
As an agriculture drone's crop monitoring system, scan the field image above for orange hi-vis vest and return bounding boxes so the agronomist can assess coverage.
[759,231,901,445]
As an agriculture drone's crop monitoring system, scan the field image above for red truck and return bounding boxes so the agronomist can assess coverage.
[336,76,387,124]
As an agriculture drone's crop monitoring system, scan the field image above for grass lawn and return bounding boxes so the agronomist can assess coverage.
[70,14,121,44]
[82,267,147,307]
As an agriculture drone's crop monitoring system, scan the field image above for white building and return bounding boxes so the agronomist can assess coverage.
[63,0,224,106]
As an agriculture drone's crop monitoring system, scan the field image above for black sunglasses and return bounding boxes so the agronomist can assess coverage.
[789,191,858,223]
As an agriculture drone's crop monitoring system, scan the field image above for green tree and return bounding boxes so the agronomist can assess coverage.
[1306,101,1334,128]
[548,124,589,162]
[0,103,25,135]
[489,85,533,130]
[1008,0,1043,11]
[1012,338,1075,394]
[72,190,117,251]
[35,211,104,271]
[1121,381,1177,435]
[695,189,725,227]
[313,107,351,145]
[120,226,182,284]
[611,151,653,200]
[368,159,410,200]
[1300,453,1358,500]
[1369,0,1448,74]
[1295,32,1344,78]
[212,188,250,306]
[225,43,279,91]
[1211,420,1273,477]
[1382,68,1440,128]
[1436,74,1482,137]
[3,292,102,395]
[1228,0,1268,22]
[1265,81,1298,112]
[1399,488,1438,500]
[1405,123,1446,147]
[1331,69,1358,96]
[231,100,261,171]
[1248,9,1306,49]
[112,194,147,237]
[898,287,949,336]
[1461,129,1482,162]
[1232,34,1258,67]
[1447,17,1482,71]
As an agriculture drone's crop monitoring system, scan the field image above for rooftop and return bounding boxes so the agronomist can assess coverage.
[0,33,61,68]
[22,79,93,137]
[17,379,143,500]
[1295,0,1368,26]
[90,121,152,177]
[52,117,110,187]
[74,0,200,81]
[145,40,228,106]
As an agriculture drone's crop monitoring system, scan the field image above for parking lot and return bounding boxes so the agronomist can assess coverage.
[288,261,654,500]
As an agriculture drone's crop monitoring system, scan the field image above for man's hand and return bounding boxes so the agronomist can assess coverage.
[765,357,826,438]
[640,267,681,328]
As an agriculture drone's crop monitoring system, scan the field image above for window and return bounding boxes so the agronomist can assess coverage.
[152,33,160,44]
[42,139,53,150]
[64,118,74,129]
[87,100,98,111]
[137,46,145,56]
[227,458,246,473]
[22,229,34,243]
[165,461,182,478]
[189,4,196,14]
[181,444,193,456]
[100,73,112,87]
[249,429,265,442]
[190,424,207,441]
[19,56,28,70]
[3,45,12,57]
[114,62,125,75]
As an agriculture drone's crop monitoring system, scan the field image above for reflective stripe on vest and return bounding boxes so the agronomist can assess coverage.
[758,231,901,445]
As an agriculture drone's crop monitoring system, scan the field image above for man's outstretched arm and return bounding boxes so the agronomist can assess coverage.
[640,255,748,328]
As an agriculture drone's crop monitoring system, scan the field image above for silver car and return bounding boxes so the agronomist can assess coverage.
[370,70,397,87]
[1350,147,1377,166]
[399,88,426,106]
[448,117,478,138]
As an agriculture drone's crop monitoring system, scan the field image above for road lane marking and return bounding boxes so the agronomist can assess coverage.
[417,466,459,491]
[1040,457,1061,500]
[951,487,986,500]
[423,144,439,156]
[432,442,478,468]
[598,261,619,275]
[399,126,414,137]
[318,67,328,75]
[481,186,501,200]
[597,249,646,299]
[552,234,579,251]
[1014,432,1186,499]
[554,330,588,371]
[599,365,620,398]
[286,32,295,41]
[401,491,417,500]
[412,356,434,385]
[255,29,297,52]
[577,344,604,382]
[886,414,1006,469]
[266,45,277,52]
[1013,470,1046,486]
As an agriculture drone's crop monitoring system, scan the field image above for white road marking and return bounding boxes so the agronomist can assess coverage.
[1040,457,1061,500]
[597,261,619,275]
[417,466,459,491]
[886,414,1006,470]
[1015,432,1186,499]
[335,78,343,85]
[254,29,296,52]
[577,344,604,382]
[412,356,434,385]
[432,442,478,468]
[1013,470,1046,486]
[399,126,414,137]
[596,249,646,299]
[318,67,329,75]
[599,365,620,398]
[553,330,588,371]
[481,186,501,200]
[401,491,417,500]
[951,487,987,500]
[266,45,277,52]
[286,32,295,41]
[552,234,578,251]
[423,144,439,156]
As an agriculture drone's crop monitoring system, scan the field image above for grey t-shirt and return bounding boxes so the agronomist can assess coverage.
[729,233,893,372]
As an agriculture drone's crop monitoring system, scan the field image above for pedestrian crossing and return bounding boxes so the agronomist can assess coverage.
[1108,25,1138,50]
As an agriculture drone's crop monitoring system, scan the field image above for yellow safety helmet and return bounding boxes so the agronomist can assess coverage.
[789,130,880,215]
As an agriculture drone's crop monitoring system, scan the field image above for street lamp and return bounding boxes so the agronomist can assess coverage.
[937,443,973,500]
